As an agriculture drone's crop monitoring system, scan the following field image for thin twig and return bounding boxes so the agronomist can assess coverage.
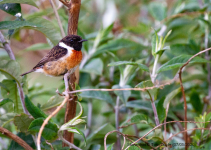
[115,97,121,150]
[37,72,71,150]
[178,47,211,150]
[0,31,15,60]
[104,130,145,150]
[49,0,66,37]
[0,126,33,150]
[67,78,176,94]
[155,128,211,149]
[124,120,211,150]
[59,0,70,7]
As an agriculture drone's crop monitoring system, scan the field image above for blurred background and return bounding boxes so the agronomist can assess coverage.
[1,0,211,149]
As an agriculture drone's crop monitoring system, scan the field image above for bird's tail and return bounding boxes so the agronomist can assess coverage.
[20,70,35,76]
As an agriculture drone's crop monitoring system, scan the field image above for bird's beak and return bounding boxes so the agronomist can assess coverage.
[78,39,87,43]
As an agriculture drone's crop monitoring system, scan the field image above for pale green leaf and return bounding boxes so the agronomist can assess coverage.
[112,85,131,104]
[157,55,210,73]
[0,60,22,85]
[108,61,149,72]
[80,87,114,104]
[0,21,43,30]
[41,95,64,111]
[0,0,38,8]
[1,80,22,113]
[163,87,181,108]
[24,43,52,51]
[14,113,34,133]
[28,118,58,140]
[0,98,13,106]
[81,58,103,75]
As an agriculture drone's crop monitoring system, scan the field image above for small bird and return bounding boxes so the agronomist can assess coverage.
[21,35,87,76]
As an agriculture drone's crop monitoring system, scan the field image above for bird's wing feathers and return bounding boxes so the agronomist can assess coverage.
[33,45,67,69]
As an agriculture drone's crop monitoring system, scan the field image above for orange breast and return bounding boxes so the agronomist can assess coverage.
[65,50,82,70]
[43,50,82,76]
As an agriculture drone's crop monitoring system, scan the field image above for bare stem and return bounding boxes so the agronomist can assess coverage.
[49,0,66,37]
[0,126,33,150]
[17,84,29,115]
[115,97,121,150]
[85,100,92,137]
[0,31,15,60]
[151,100,160,126]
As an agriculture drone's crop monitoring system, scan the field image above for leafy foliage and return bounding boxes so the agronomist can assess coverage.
[1,0,211,149]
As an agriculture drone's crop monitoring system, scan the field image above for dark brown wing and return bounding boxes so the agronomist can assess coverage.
[33,45,67,69]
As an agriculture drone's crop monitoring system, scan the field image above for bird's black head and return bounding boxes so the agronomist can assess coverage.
[61,35,87,51]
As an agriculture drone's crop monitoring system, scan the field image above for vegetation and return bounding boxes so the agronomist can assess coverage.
[0,0,211,149]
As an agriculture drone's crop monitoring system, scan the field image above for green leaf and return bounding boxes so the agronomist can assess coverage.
[1,80,22,113]
[86,123,116,143]
[151,31,158,56]
[23,43,52,51]
[0,113,17,126]
[94,39,146,57]
[107,143,114,150]
[126,100,152,110]
[0,60,22,85]
[157,55,210,73]
[149,2,167,21]
[0,98,13,106]
[112,85,131,104]
[80,87,114,104]
[205,112,211,127]
[0,82,10,92]
[93,23,113,49]
[135,80,158,100]
[25,95,47,119]
[28,17,61,45]
[0,0,38,8]
[190,90,203,114]
[28,118,58,141]
[128,146,140,150]
[163,87,181,108]
[0,21,43,30]
[41,95,64,111]
[67,127,86,146]
[81,58,103,75]
[0,3,21,16]
[131,114,148,124]
[14,113,34,133]
[8,132,36,150]
[156,97,166,123]
[108,61,149,72]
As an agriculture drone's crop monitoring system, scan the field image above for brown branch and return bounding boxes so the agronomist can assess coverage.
[59,0,70,7]
[37,72,71,150]
[0,126,33,150]
[178,46,211,150]
[62,0,81,146]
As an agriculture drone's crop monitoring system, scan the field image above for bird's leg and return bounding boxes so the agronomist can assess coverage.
[63,72,71,96]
